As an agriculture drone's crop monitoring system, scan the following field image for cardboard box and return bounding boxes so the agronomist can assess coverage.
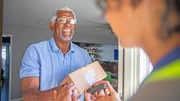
[60,61,107,94]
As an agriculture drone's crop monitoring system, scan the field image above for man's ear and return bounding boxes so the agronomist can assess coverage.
[49,22,54,32]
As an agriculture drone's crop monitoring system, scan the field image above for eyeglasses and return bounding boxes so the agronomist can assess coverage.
[56,18,77,24]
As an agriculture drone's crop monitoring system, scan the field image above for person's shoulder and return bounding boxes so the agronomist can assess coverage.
[128,79,180,101]
[26,40,50,51]
[29,40,49,47]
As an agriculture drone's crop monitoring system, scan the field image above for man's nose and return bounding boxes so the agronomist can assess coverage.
[64,20,71,26]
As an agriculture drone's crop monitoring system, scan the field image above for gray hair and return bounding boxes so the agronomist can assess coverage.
[51,6,77,23]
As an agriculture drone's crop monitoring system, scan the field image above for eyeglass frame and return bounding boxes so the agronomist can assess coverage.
[56,17,77,25]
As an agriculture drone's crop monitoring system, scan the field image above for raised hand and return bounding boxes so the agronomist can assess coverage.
[85,80,121,101]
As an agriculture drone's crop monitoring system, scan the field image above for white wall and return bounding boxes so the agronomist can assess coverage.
[3,23,118,99]
[98,44,118,62]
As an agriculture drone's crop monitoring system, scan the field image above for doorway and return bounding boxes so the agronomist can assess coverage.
[1,35,11,101]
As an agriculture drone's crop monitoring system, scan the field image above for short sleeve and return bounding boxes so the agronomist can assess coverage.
[19,45,40,79]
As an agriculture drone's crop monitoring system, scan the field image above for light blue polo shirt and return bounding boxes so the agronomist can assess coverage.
[19,37,92,91]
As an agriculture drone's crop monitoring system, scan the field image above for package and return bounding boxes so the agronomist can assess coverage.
[60,61,107,94]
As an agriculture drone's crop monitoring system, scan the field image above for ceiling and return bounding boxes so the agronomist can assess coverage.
[3,0,116,37]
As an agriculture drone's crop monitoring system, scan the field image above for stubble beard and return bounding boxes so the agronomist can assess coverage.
[59,29,74,42]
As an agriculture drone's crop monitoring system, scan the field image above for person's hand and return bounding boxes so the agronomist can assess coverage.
[71,87,80,101]
[53,82,80,101]
[85,80,121,101]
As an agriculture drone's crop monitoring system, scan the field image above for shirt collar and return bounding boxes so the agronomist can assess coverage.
[153,46,180,71]
[49,37,75,53]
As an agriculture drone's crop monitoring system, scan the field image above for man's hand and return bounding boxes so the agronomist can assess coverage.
[53,83,80,101]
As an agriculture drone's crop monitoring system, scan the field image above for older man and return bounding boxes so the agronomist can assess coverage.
[20,7,92,101]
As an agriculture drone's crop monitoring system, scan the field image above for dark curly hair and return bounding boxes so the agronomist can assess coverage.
[164,0,180,35]
[96,0,180,39]
[130,0,142,7]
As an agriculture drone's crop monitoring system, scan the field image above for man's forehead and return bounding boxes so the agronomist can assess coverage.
[57,10,74,18]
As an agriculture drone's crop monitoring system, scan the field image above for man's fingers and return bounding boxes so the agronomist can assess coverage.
[53,90,58,100]
[98,90,105,96]
[104,88,110,95]
[72,88,80,101]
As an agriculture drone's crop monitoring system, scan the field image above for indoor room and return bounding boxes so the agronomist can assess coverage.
[1,0,162,101]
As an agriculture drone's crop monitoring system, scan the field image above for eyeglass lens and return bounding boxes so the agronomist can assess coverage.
[57,18,77,24]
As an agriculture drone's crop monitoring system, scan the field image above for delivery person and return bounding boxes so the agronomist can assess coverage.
[85,0,180,101]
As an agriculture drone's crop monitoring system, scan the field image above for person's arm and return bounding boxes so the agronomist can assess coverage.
[21,77,58,101]
[22,77,79,101]
[84,80,121,101]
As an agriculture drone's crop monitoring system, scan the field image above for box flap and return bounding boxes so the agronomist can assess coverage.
[61,61,107,94]
[60,75,73,85]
